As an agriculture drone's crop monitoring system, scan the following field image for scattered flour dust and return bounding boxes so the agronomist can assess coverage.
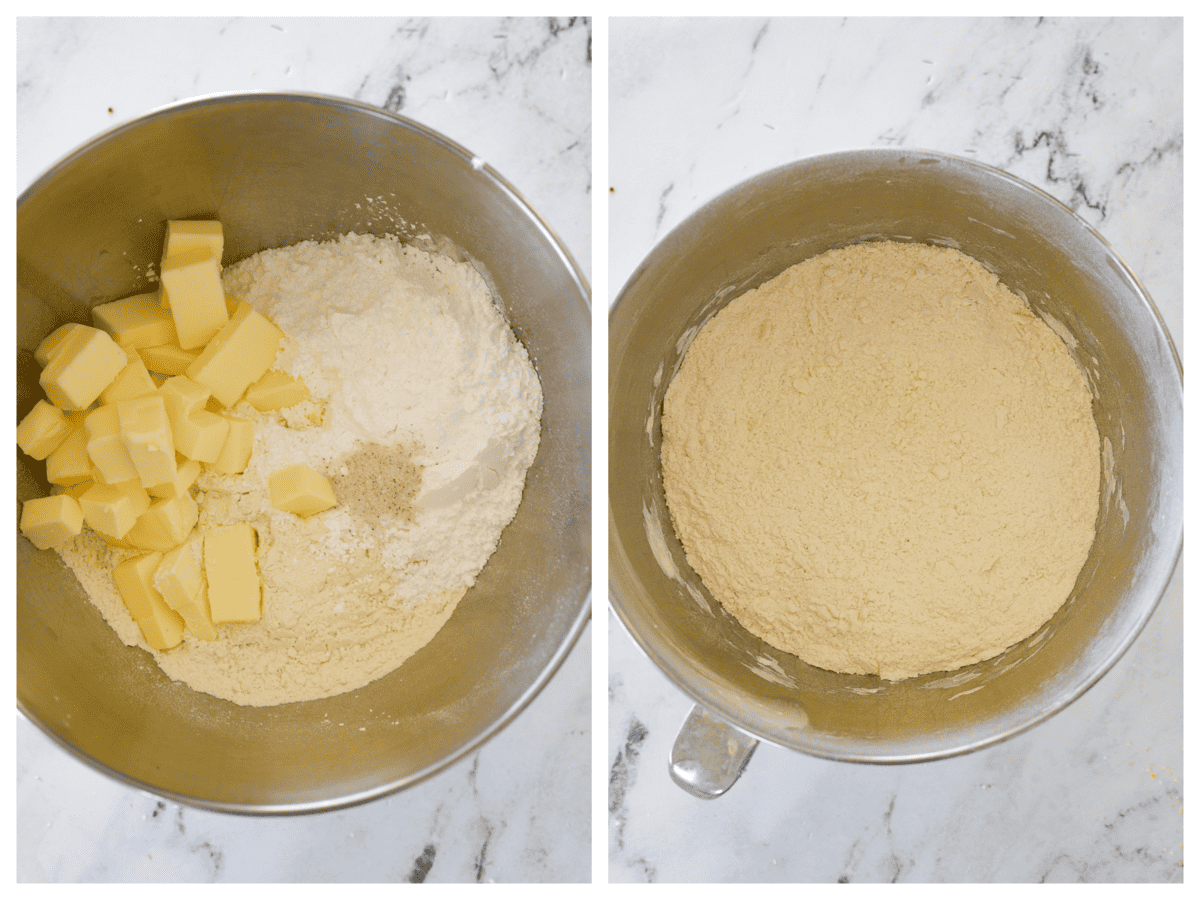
[57,232,542,705]
[660,241,1100,681]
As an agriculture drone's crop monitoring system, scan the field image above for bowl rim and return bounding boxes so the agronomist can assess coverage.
[607,146,1182,765]
[17,89,593,815]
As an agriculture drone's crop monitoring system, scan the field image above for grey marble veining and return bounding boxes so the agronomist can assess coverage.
[609,16,1182,883]
[16,15,590,884]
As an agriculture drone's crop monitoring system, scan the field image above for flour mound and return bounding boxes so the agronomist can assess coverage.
[661,241,1099,680]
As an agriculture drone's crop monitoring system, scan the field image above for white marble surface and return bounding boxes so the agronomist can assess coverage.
[16,16,591,883]
[608,17,1183,883]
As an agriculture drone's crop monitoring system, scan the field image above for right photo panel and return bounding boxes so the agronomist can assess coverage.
[608,17,1182,883]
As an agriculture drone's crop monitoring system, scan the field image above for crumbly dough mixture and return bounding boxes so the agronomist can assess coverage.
[661,241,1100,680]
[58,233,542,705]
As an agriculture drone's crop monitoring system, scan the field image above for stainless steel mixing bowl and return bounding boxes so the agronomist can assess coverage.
[17,92,591,813]
[609,149,1181,795]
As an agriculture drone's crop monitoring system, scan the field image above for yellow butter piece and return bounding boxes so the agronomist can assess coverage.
[117,395,177,487]
[155,542,218,641]
[20,494,85,550]
[209,415,254,474]
[91,293,178,350]
[185,300,283,407]
[160,248,229,349]
[112,551,165,620]
[39,326,128,412]
[149,457,201,499]
[204,523,261,624]
[84,405,140,484]
[79,480,151,540]
[139,344,199,376]
[124,494,199,552]
[245,370,311,411]
[17,400,72,460]
[34,323,90,367]
[45,428,96,486]
[136,598,186,651]
[268,463,337,517]
[158,376,230,463]
[179,410,231,464]
[162,220,224,268]
[100,353,158,404]
[112,552,185,650]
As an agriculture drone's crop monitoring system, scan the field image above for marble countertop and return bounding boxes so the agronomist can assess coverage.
[16,16,591,883]
[608,17,1183,883]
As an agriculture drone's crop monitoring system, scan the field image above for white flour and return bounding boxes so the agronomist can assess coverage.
[58,232,542,705]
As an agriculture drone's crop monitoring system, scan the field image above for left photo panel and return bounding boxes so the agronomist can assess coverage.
[16,16,592,883]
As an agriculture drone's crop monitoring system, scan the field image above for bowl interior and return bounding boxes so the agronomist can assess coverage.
[18,93,590,811]
[609,150,1181,762]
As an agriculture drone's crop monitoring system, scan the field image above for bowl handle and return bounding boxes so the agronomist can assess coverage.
[668,704,759,799]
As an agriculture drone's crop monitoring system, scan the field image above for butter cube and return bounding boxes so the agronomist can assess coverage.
[92,293,178,349]
[160,248,228,349]
[17,400,72,460]
[139,344,199,376]
[158,377,229,463]
[149,457,201,499]
[136,598,186,651]
[155,542,218,641]
[20,494,85,550]
[124,494,199,552]
[117,395,177,487]
[186,301,282,407]
[84,405,140,484]
[204,523,261,623]
[162,220,224,268]
[112,551,165,619]
[112,552,184,650]
[245,370,311,411]
[79,480,151,540]
[34,323,90,367]
[39,326,128,411]
[99,353,158,404]
[269,464,337,517]
[209,415,254,474]
[177,410,230,464]
[46,428,96,486]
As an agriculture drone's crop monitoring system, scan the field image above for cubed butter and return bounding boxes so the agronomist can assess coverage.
[56,479,94,501]
[177,410,230,463]
[162,220,224,268]
[39,326,128,411]
[204,523,261,624]
[139,344,199,376]
[268,464,337,517]
[91,293,178,349]
[100,353,158,404]
[155,542,218,641]
[117,395,177,487]
[185,301,282,407]
[17,400,72,460]
[136,597,186,651]
[112,551,165,620]
[209,415,254,474]
[34,323,90,367]
[112,552,186,650]
[79,480,151,540]
[45,428,96,486]
[245,370,311,411]
[124,494,199,552]
[20,494,85,550]
[84,405,140,484]
[159,248,228,349]
[149,457,201,499]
